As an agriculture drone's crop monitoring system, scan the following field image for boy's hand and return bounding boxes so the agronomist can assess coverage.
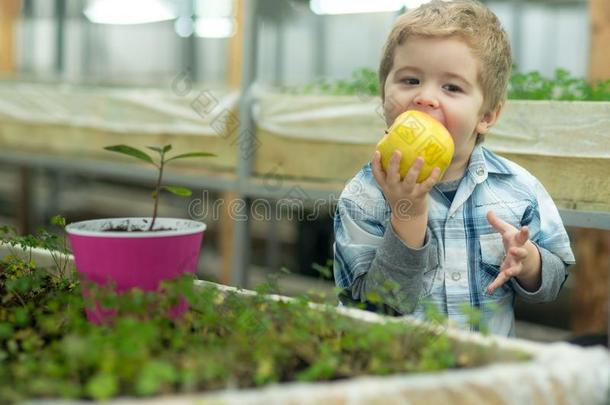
[372,150,441,220]
[485,211,539,294]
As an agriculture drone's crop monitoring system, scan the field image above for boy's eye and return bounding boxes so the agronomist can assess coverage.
[402,78,419,85]
[443,84,462,92]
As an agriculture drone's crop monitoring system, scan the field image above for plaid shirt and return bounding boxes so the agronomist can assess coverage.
[334,144,575,336]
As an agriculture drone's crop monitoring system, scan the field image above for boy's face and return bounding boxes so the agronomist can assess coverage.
[382,36,497,167]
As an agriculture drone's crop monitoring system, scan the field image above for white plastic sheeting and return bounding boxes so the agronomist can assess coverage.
[0,81,239,137]
[253,88,610,159]
[253,88,386,144]
[1,83,607,159]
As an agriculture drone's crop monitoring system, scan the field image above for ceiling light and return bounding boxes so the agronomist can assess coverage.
[84,0,176,25]
[195,17,235,38]
[310,0,433,15]
[310,0,404,15]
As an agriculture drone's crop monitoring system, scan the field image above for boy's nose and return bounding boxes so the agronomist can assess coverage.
[413,93,439,109]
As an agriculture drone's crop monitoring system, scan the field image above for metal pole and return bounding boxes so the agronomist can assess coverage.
[313,13,325,78]
[511,0,523,70]
[21,0,34,74]
[55,0,65,75]
[559,209,610,232]
[274,15,284,86]
[17,167,33,235]
[232,0,258,287]
[185,0,198,81]
[266,200,281,273]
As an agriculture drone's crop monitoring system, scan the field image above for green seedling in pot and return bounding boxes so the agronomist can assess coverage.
[104,144,215,231]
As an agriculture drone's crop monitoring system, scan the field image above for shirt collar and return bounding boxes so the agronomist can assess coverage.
[467,144,513,183]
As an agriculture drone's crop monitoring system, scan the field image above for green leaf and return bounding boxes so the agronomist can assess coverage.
[147,145,172,154]
[161,185,192,197]
[85,373,118,400]
[104,145,155,165]
[311,262,331,279]
[50,215,66,227]
[0,323,14,339]
[135,360,178,396]
[165,152,216,163]
[146,146,163,153]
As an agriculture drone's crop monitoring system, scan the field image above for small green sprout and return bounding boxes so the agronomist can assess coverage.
[104,144,215,231]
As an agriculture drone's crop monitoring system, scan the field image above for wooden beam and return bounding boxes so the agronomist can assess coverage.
[570,228,610,336]
[227,0,244,89]
[589,0,610,82]
[569,0,610,340]
[0,0,21,74]
[219,191,238,285]
[219,0,246,284]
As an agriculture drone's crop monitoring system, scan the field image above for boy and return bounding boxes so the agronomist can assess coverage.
[333,0,575,336]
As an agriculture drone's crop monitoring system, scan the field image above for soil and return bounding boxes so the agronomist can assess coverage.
[102,227,176,232]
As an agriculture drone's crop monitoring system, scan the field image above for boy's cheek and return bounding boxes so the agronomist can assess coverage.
[382,93,406,121]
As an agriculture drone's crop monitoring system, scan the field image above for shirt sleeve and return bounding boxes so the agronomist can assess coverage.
[510,179,575,302]
[334,196,436,314]
[510,242,569,302]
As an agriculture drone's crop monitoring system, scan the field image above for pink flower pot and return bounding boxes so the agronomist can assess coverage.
[66,218,206,323]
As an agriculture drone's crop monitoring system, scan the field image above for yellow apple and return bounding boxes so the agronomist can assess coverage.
[376,110,454,182]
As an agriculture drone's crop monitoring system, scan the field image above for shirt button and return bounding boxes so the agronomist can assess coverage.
[476,167,485,176]
[451,272,461,281]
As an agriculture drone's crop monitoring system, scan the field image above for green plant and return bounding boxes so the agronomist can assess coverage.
[0,215,71,278]
[104,144,215,230]
[0,229,529,404]
[293,67,610,101]
[311,259,334,280]
[508,68,610,101]
[295,67,380,97]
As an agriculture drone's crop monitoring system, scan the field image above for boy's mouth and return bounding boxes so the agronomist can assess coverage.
[402,108,447,130]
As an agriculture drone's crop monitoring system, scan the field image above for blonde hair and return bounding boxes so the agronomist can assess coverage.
[378,0,512,141]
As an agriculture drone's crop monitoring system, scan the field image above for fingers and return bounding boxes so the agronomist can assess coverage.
[516,226,529,246]
[371,150,386,188]
[490,245,528,294]
[372,151,439,198]
[500,264,521,278]
[419,167,441,192]
[486,271,510,295]
[387,150,402,184]
[402,156,424,186]
[401,157,440,190]
[486,210,512,234]
[508,246,528,261]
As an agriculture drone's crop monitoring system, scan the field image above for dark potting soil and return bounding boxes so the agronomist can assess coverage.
[103,227,176,232]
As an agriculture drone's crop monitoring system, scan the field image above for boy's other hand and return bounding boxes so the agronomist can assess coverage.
[485,211,531,294]
[372,149,441,220]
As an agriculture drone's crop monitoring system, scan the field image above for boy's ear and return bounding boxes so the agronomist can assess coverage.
[476,104,503,134]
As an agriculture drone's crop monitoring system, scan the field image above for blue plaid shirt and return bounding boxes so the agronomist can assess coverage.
[334,144,575,336]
